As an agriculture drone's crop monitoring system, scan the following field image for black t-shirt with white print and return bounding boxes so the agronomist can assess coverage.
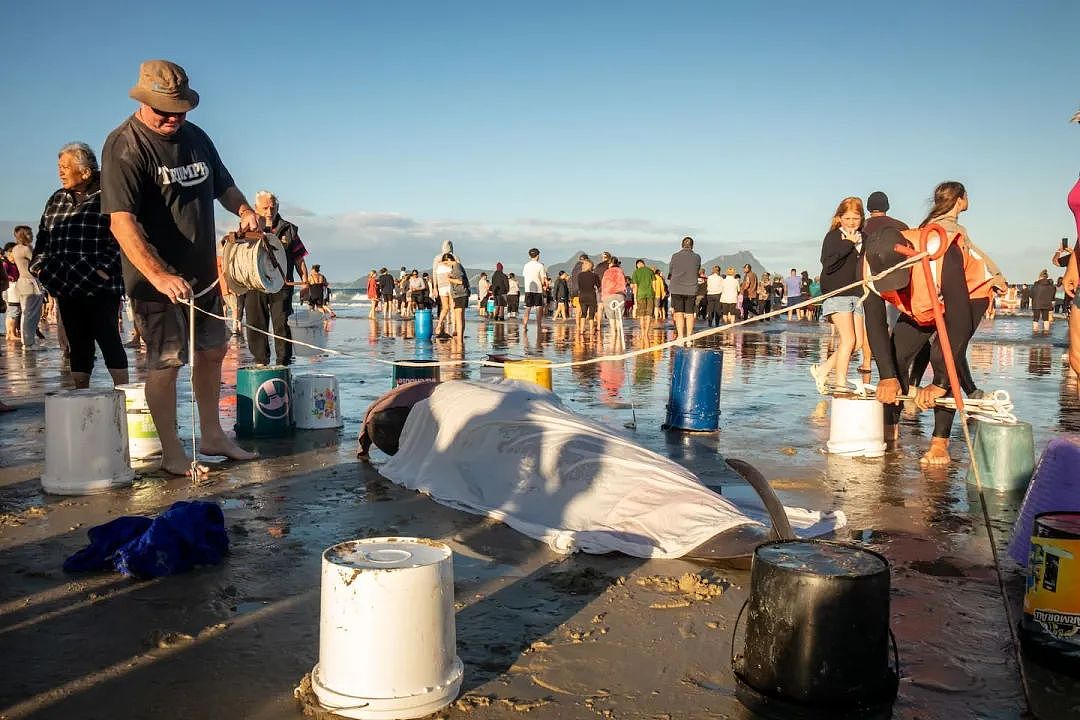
[101,115,234,301]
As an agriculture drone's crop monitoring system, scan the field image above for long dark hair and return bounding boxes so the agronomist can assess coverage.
[920,181,966,227]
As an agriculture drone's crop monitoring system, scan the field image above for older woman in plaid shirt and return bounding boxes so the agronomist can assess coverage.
[34,142,129,388]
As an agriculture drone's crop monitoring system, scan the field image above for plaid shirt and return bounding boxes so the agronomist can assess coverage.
[35,179,124,298]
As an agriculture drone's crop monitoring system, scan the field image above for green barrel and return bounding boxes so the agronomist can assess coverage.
[236,366,293,437]
[391,359,440,387]
[967,420,1035,492]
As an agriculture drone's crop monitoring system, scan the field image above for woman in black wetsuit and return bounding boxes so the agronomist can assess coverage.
[306,264,334,317]
[863,182,996,466]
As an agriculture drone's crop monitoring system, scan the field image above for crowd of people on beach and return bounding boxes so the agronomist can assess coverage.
[2,58,1079,474]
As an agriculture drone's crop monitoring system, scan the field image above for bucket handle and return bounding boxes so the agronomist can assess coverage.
[730,599,901,680]
[888,627,901,679]
[729,599,749,667]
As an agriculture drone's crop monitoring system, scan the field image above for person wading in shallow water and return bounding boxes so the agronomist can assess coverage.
[863,181,998,466]
[102,59,257,477]
[667,236,701,344]
[307,264,334,318]
[245,190,309,363]
[34,142,129,388]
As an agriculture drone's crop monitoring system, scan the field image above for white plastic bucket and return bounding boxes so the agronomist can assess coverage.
[311,537,462,719]
[827,397,886,458]
[42,389,135,495]
[293,374,343,430]
[116,383,162,459]
[288,311,327,357]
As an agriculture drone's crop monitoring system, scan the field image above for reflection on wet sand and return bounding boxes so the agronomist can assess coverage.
[0,310,1076,719]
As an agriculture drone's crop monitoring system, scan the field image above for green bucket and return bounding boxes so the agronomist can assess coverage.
[391,359,440,387]
[236,366,293,437]
[967,420,1035,492]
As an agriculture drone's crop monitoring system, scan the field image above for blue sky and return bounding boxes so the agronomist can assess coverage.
[2,0,1078,283]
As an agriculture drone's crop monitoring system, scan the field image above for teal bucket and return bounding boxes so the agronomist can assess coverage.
[236,366,293,437]
[967,420,1035,492]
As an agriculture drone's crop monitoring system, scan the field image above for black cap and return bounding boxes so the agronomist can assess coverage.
[864,227,911,293]
[866,191,890,213]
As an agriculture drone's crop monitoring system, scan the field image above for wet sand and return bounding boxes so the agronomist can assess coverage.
[2,309,1079,719]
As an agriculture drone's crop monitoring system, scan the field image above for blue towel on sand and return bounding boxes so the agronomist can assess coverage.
[64,501,228,579]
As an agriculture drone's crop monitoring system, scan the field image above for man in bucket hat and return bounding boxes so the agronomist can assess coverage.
[102,59,258,477]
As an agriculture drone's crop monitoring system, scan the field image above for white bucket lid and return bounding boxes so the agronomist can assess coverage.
[324,538,451,571]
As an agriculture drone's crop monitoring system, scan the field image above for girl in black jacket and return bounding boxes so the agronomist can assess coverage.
[810,196,867,394]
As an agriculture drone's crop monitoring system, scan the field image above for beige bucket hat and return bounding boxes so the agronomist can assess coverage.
[129,59,199,113]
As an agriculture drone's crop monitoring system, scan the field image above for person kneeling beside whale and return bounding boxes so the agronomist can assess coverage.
[357,379,845,562]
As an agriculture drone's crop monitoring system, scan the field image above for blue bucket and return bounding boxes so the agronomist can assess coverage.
[664,348,723,431]
[486,298,495,313]
[414,309,433,340]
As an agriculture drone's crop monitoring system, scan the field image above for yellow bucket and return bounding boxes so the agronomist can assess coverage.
[503,359,553,390]
[1023,512,1080,648]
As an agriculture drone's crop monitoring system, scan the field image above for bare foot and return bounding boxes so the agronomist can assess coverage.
[919,438,951,466]
[160,457,211,478]
[199,436,259,461]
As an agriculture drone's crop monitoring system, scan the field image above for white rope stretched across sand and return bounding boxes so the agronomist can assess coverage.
[179,251,931,370]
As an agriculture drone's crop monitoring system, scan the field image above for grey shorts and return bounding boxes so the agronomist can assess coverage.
[822,295,864,317]
[133,293,227,371]
[602,294,625,320]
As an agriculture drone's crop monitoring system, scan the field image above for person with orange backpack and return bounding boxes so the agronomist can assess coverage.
[863,181,1003,466]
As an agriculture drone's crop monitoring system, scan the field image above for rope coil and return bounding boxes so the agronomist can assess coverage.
[221,231,288,295]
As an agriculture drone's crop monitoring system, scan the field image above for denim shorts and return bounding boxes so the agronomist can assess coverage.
[822,295,863,317]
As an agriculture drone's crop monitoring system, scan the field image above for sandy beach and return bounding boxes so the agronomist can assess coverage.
[2,307,1078,720]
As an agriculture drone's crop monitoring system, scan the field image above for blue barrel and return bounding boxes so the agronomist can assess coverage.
[664,348,723,431]
[236,366,293,437]
[414,309,433,341]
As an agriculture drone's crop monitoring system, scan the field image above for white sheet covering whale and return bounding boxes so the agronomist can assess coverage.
[379,380,846,559]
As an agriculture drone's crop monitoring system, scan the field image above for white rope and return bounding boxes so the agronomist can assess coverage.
[188,290,199,484]
[833,381,1018,424]
[179,251,931,372]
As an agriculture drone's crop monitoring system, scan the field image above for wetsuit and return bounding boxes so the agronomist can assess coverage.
[865,243,984,438]
[308,276,327,307]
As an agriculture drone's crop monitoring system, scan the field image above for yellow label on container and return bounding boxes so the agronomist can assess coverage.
[127,411,159,440]
[1025,536,1080,641]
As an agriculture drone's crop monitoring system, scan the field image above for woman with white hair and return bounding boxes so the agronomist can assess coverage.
[34,142,128,385]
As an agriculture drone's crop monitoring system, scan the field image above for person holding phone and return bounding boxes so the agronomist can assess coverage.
[1053,237,1072,271]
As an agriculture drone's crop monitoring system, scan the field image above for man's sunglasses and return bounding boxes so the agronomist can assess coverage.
[149,107,187,118]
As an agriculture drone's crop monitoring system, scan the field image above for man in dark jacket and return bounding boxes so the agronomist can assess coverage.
[1031,269,1056,334]
[490,262,509,320]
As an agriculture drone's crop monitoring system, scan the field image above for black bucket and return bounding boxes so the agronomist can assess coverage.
[732,540,899,720]
[391,359,440,388]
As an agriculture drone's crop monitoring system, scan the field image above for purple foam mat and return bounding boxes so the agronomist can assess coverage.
[1008,435,1080,566]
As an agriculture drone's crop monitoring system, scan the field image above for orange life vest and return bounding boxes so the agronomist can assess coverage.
[878,225,994,326]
